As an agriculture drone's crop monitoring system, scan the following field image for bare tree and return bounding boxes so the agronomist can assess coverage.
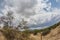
[1,11,14,28]
[0,16,8,26]
[6,11,14,27]
[17,19,29,31]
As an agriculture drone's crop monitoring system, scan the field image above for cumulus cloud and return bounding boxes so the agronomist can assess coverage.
[0,0,60,29]
[28,8,60,28]
[3,0,51,17]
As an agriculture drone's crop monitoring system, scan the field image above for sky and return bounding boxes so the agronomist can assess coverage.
[0,0,60,29]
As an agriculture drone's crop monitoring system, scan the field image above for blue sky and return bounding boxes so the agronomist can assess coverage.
[49,0,60,8]
[0,0,60,29]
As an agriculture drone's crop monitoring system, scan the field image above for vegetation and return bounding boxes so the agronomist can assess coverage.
[0,11,60,40]
[0,27,30,40]
[31,22,60,36]
[0,11,30,40]
[0,22,60,40]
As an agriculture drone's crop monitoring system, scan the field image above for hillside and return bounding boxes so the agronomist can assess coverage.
[0,22,60,40]
[30,25,60,40]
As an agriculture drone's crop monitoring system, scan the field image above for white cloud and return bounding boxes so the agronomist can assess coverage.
[4,0,51,17]
[27,8,60,27]
[0,0,60,29]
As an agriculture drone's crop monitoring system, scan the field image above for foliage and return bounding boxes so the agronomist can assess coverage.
[41,28,50,36]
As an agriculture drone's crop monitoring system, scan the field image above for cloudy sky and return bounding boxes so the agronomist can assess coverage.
[0,0,60,29]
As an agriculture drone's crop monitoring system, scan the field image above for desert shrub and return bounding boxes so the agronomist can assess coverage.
[2,28,17,40]
[1,27,30,40]
[32,29,41,35]
[41,28,51,36]
[50,22,60,29]
[41,22,60,36]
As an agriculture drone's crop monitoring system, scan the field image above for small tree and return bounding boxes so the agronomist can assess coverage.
[1,11,14,29]
[6,11,14,27]
[17,19,29,31]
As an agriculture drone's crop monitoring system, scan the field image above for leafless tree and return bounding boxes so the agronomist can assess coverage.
[6,11,14,27]
[0,11,14,28]
[17,19,29,31]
